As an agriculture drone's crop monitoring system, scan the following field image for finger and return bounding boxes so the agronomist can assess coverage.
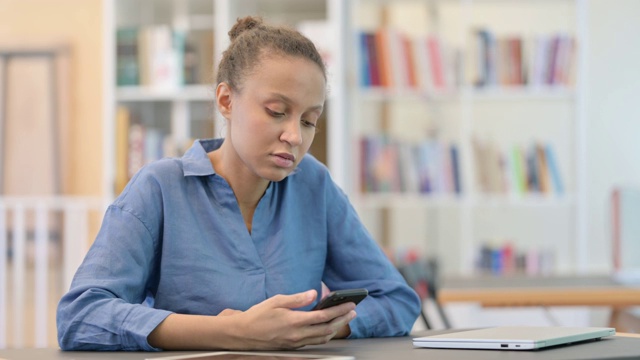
[325,310,356,333]
[265,289,317,310]
[290,311,357,348]
[308,302,356,325]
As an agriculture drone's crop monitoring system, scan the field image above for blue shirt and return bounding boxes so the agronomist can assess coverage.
[56,139,420,351]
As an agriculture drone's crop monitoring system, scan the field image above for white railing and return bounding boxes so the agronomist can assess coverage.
[0,196,107,349]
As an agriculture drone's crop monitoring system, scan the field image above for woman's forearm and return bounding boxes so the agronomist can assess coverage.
[148,313,240,350]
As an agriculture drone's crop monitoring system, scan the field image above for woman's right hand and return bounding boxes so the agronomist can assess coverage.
[229,289,357,350]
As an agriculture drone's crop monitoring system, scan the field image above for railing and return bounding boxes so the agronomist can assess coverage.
[0,196,107,348]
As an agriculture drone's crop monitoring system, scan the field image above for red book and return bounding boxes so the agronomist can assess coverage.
[375,29,392,87]
[402,35,418,89]
[612,188,621,271]
[427,35,445,89]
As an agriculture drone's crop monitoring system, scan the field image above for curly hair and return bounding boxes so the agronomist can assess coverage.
[216,16,327,91]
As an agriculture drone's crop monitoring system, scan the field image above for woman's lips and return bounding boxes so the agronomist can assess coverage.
[273,153,295,168]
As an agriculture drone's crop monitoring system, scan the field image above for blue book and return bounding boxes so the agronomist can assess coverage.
[545,144,564,195]
[358,32,372,87]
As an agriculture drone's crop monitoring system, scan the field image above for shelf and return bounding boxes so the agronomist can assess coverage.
[355,87,459,102]
[116,85,214,102]
[353,193,464,208]
[355,86,575,102]
[470,193,575,208]
[353,192,573,208]
[463,86,576,101]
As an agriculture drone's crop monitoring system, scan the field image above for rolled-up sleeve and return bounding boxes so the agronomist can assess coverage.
[56,204,172,351]
[322,181,421,338]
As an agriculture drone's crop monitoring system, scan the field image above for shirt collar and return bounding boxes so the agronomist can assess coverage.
[181,138,222,177]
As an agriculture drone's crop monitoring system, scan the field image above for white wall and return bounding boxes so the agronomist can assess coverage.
[586,0,640,272]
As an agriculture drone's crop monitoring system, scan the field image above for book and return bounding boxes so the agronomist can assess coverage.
[611,187,640,283]
[365,32,381,87]
[183,29,214,85]
[426,35,446,90]
[511,146,527,194]
[116,27,140,86]
[450,144,462,194]
[115,106,130,194]
[535,143,551,193]
[375,29,392,88]
[357,32,372,87]
[545,144,564,195]
[137,25,182,88]
[127,123,145,178]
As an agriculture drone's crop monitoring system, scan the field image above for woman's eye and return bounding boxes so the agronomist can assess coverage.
[267,108,285,117]
[302,120,317,128]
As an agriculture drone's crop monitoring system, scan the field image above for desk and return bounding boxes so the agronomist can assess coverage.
[438,275,640,331]
[1,332,640,360]
[439,275,640,307]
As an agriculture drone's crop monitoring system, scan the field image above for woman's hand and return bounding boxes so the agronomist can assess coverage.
[148,289,356,350]
[230,289,356,350]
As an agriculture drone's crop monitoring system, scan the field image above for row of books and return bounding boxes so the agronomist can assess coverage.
[356,28,576,92]
[116,26,214,87]
[115,107,190,194]
[360,136,462,194]
[473,139,564,195]
[472,30,576,87]
[357,30,460,92]
[475,242,555,276]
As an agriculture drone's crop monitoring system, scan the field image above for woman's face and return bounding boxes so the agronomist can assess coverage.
[219,54,326,182]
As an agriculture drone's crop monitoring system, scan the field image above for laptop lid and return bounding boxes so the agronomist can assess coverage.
[413,327,616,350]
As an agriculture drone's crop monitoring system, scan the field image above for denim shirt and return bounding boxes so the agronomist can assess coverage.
[56,138,420,351]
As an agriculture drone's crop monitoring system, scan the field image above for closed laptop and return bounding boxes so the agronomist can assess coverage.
[413,326,616,350]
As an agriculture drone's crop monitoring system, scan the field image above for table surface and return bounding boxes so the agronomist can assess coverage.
[2,331,640,360]
[438,275,640,307]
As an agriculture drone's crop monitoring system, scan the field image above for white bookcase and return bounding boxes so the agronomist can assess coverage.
[340,0,588,276]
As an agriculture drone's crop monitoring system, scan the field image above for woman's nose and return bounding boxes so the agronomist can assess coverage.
[281,118,303,146]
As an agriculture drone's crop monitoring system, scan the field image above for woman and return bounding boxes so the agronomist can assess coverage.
[57,16,420,351]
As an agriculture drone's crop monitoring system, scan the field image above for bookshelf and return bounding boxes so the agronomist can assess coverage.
[342,0,587,276]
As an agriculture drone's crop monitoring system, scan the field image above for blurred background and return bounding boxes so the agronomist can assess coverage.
[1,0,639,349]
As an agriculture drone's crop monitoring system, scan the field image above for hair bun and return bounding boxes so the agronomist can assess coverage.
[228,16,263,41]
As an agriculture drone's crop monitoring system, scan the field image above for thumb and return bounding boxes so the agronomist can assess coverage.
[268,289,317,310]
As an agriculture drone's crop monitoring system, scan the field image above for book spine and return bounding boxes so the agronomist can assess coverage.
[116,28,140,86]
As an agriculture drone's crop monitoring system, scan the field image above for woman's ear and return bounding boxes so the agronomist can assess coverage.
[216,82,232,119]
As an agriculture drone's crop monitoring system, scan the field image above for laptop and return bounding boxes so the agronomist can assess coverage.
[413,326,616,350]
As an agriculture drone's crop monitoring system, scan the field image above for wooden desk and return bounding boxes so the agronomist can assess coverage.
[2,332,640,360]
[438,275,640,331]
[439,275,640,307]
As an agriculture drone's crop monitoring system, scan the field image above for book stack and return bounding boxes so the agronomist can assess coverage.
[472,29,576,88]
[116,26,214,88]
[115,106,191,194]
[357,29,460,93]
[475,242,555,276]
[472,139,564,196]
[360,135,461,195]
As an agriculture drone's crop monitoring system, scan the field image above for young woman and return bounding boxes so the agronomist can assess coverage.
[57,16,420,351]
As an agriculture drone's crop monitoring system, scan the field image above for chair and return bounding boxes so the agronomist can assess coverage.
[397,258,451,329]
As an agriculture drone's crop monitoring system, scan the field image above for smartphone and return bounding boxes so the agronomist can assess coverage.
[312,288,368,310]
